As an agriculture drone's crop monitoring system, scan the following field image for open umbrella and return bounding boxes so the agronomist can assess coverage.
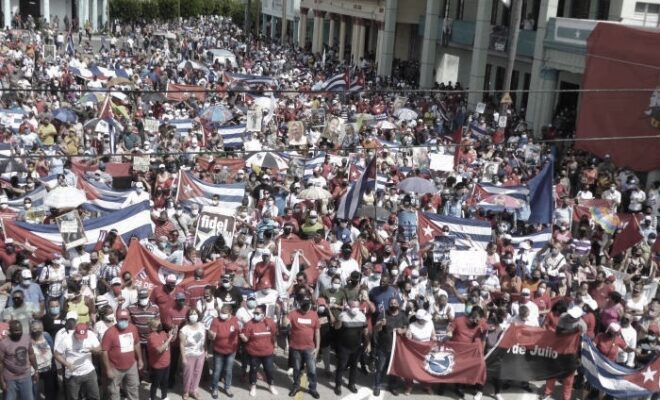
[78,92,104,105]
[394,108,418,121]
[245,152,288,170]
[201,105,233,125]
[398,177,438,194]
[107,77,134,88]
[44,186,87,209]
[84,118,123,134]
[298,186,332,201]
[477,194,526,211]
[355,205,390,221]
[376,120,397,130]
[52,108,78,124]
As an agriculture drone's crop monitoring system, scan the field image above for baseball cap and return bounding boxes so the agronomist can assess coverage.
[607,322,621,333]
[116,309,130,320]
[166,274,177,283]
[65,311,78,321]
[521,288,531,296]
[135,182,144,188]
[110,277,122,286]
[74,323,88,340]
[309,210,318,218]
[20,269,32,279]
[246,293,256,300]
[566,305,584,319]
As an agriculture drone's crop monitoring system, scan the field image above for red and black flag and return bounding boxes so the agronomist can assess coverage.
[486,325,580,381]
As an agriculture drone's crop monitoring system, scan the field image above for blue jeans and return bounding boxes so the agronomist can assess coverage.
[374,348,392,390]
[291,348,317,391]
[249,355,274,386]
[6,376,34,400]
[211,352,236,391]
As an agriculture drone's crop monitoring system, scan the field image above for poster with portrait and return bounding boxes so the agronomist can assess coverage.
[193,206,236,250]
[393,96,408,112]
[322,116,345,146]
[287,121,306,146]
[56,211,87,250]
[246,108,263,132]
[132,155,151,172]
[144,118,160,133]
[43,45,56,62]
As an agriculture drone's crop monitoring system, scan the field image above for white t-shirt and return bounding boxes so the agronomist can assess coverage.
[180,323,206,357]
[55,332,100,377]
[409,320,434,341]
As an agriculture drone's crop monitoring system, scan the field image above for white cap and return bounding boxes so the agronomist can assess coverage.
[519,241,531,250]
[584,298,598,311]
[521,288,531,295]
[135,182,144,188]
[65,311,78,320]
[566,305,584,319]
[415,309,430,321]
[607,322,621,333]
[110,277,122,285]
[309,210,318,218]
[20,269,32,279]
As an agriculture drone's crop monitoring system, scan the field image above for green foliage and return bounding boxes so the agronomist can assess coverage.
[109,0,142,22]
[157,0,180,19]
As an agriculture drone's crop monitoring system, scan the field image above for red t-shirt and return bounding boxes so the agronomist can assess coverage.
[210,316,241,355]
[242,318,277,357]
[582,312,597,339]
[543,312,561,331]
[150,286,179,309]
[146,331,171,369]
[595,332,626,361]
[288,310,319,350]
[102,324,139,370]
[451,316,487,344]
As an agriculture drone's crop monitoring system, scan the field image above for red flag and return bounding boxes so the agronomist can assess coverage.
[279,239,333,285]
[98,95,114,119]
[165,83,207,102]
[416,211,445,246]
[610,216,644,256]
[121,240,224,292]
[387,334,486,385]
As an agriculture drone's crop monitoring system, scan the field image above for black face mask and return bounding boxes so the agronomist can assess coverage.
[13,298,23,307]
[389,305,399,312]
[300,302,311,312]
[9,332,21,341]
[31,331,42,339]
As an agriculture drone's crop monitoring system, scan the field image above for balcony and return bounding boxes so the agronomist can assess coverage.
[418,16,475,47]
[544,17,598,54]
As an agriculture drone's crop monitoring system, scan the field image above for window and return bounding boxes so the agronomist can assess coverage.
[483,64,493,93]
[510,70,520,105]
[634,2,660,26]
[455,0,465,21]
[491,0,499,25]
[596,0,611,20]
[522,73,531,110]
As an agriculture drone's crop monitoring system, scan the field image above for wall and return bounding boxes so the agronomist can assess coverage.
[262,0,300,20]
[395,0,426,24]
[300,0,383,20]
[393,22,411,60]
[50,0,72,25]
[620,0,660,26]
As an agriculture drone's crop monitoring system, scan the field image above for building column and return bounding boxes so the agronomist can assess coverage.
[338,15,348,62]
[78,0,85,29]
[43,0,50,23]
[101,0,107,29]
[467,0,493,110]
[298,8,308,48]
[311,10,323,53]
[368,20,377,56]
[328,14,336,48]
[356,18,366,62]
[375,21,384,69]
[350,18,358,65]
[563,0,572,17]
[526,0,559,136]
[270,16,277,39]
[3,0,9,29]
[91,0,97,31]
[281,0,288,44]
[607,0,624,21]
[262,14,268,36]
[419,0,441,88]
[588,0,598,19]
[377,0,397,77]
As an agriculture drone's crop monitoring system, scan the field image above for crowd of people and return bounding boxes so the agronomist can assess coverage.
[0,13,656,400]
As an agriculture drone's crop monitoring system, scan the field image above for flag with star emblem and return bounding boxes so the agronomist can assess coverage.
[417,212,492,250]
[336,157,376,220]
[175,171,245,210]
[581,336,660,398]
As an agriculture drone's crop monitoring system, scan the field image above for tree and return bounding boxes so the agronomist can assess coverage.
[157,0,180,19]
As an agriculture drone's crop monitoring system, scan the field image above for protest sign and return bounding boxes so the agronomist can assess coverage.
[448,250,487,276]
[429,153,455,172]
[476,102,486,114]
[322,116,345,145]
[56,211,87,249]
[246,109,263,132]
[193,206,236,249]
[132,155,151,172]
[287,121,306,146]
[144,118,160,133]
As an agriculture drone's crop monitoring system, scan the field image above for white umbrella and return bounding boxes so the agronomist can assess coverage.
[395,108,418,121]
[298,186,332,201]
[376,120,397,130]
[44,187,87,209]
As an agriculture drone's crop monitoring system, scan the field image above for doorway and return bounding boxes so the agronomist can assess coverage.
[555,81,579,114]
[20,0,40,19]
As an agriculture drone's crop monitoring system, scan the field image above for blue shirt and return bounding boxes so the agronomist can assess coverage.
[368,286,402,320]
[7,283,45,309]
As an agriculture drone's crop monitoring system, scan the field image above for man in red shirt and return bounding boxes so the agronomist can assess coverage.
[450,306,487,344]
[146,319,174,400]
[160,292,189,389]
[252,250,276,290]
[208,304,241,398]
[283,296,321,399]
[240,305,278,396]
[149,274,180,310]
[101,309,143,400]
[594,322,632,361]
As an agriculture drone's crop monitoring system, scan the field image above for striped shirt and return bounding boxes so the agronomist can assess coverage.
[127,304,160,343]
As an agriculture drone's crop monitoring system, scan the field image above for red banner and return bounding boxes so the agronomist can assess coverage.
[166,83,207,103]
[121,240,224,292]
[279,239,332,285]
[388,334,486,385]
[576,24,660,171]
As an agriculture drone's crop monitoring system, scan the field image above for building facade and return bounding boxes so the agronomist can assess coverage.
[3,0,108,32]
[264,0,660,136]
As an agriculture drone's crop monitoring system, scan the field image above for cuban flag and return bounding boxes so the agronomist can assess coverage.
[336,157,376,220]
[176,171,245,210]
[77,176,131,212]
[0,111,25,132]
[163,119,194,138]
[217,125,246,149]
[417,212,493,250]
[303,154,346,179]
[510,228,552,252]
[469,183,529,205]
[348,164,388,190]
[581,337,660,398]
[322,71,363,93]
[3,201,153,262]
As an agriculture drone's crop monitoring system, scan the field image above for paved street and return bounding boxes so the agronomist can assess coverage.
[131,351,551,400]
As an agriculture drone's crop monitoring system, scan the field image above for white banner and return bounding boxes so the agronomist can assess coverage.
[449,250,488,276]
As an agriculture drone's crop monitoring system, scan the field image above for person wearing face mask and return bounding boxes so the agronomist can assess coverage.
[8,269,45,320]
[29,320,56,400]
[2,289,38,336]
[101,309,143,400]
[594,322,634,363]
[511,288,540,325]
[333,299,367,395]
[170,204,192,239]
[179,309,206,400]
[64,275,94,325]
[0,320,38,399]
[283,296,321,398]
[619,314,637,368]
[321,275,346,322]
[207,304,240,399]
[146,319,175,400]
[239,304,278,397]
[214,273,243,314]
[127,289,160,373]
[236,294,258,328]
[122,181,150,207]
[300,210,325,240]
[368,274,402,321]
[42,298,65,339]
[403,309,435,395]
[541,243,567,278]
[161,292,189,389]
[372,297,408,396]
[97,277,126,314]
[53,321,102,400]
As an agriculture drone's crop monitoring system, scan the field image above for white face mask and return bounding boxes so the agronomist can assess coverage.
[350,307,360,315]
[192,209,199,216]
[175,210,183,216]
[138,298,148,306]
[188,314,198,323]
[219,313,230,320]
[538,288,546,295]
[331,283,341,290]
